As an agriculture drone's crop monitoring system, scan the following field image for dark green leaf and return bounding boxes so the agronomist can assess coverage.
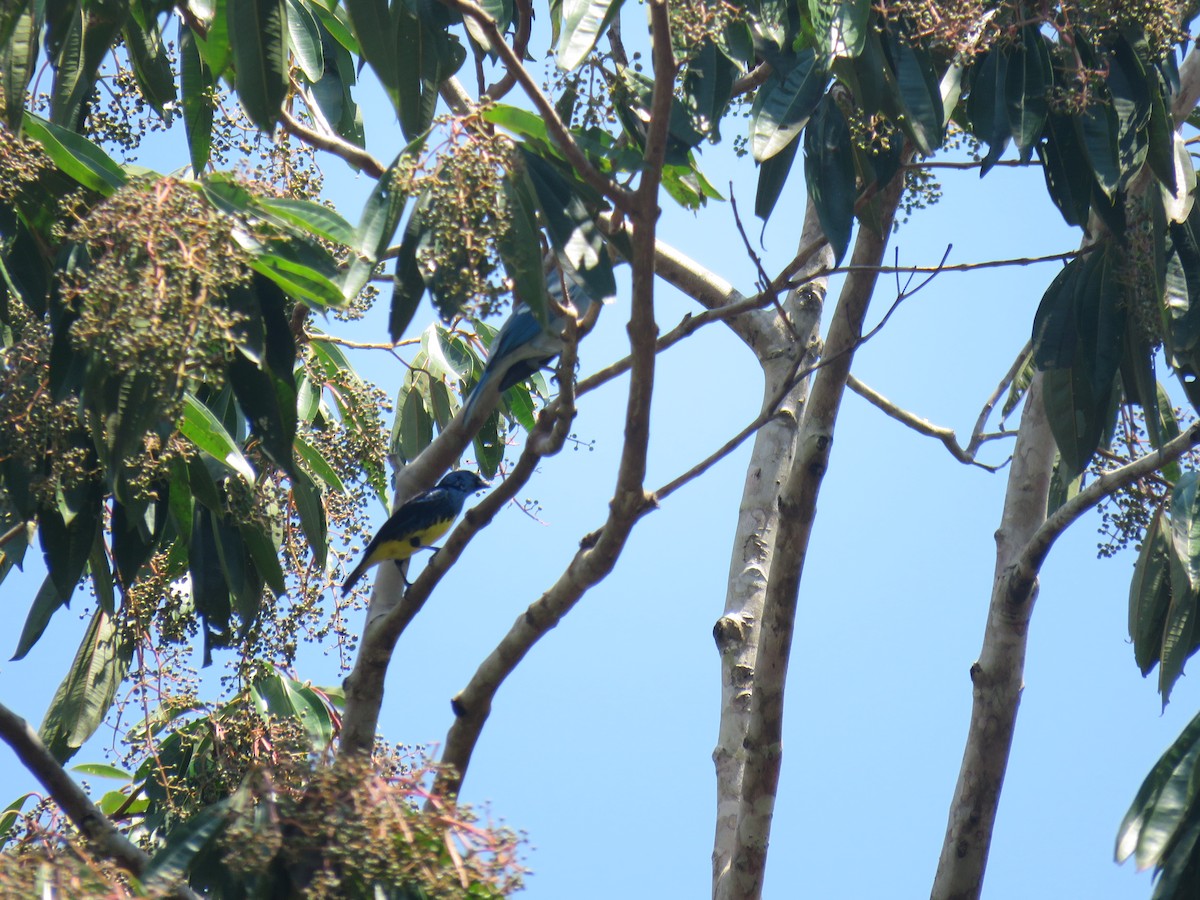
[122,18,177,115]
[887,28,942,156]
[754,130,799,222]
[343,147,419,302]
[291,466,327,567]
[1117,708,1200,868]
[1039,113,1092,228]
[809,0,868,59]
[682,41,735,140]
[142,799,231,890]
[228,0,288,130]
[498,169,549,324]
[1005,24,1050,163]
[294,435,346,493]
[1031,258,1084,370]
[1130,506,1174,675]
[1,6,40,130]
[37,608,132,762]
[518,148,617,303]
[803,93,855,264]
[179,22,215,174]
[389,221,426,342]
[1078,91,1121,198]
[749,48,827,161]
[13,575,69,661]
[967,48,1009,175]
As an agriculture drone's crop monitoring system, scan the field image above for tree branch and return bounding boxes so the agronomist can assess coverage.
[846,374,1008,471]
[0,702,201,900]
[278,108,385,179]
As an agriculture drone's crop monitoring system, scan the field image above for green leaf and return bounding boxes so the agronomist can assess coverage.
[228,349,297,474]
[498,169,549,324]
[72,762,133,779]
[749,48,827,162]
[179,392,257,485]
[123,18,177,116]
[245,237,345,307]
[14,575,70,661]
[1041,364,1105,481]
[0,795,35,840]
[803,93,855,264]
[294,435,346,493]
[809,0,868,59]
[142,799,232,890]
[755,133,799,222]
[1039,113,1093,228]
[555,0,623,71]
[1118,709,1200,867]
[21,113,127,195]
[1171,473,1200,593]
[389,223,426,342]
[258,197,356,246]
[343,147,420,302]
[228,0,289,130]
[967,48,1009,175]
[285,0,323,82]
[1130,507,1174,675]
[291,466,327,567]
[179,22,215,174]
[1031,257,1084,370]
[886,29,942,157]
[682,41,735,139]
[518,148,618,303]
[38,608,132,763]
[1005,24,1050,163]
[1077,91,1121,199]
[1,6,40,130]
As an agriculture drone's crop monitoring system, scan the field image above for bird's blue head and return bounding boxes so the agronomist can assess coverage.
[437,470,490,496]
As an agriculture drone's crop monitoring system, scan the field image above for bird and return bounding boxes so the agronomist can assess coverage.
[340,470,490,595]
[460,264,599,423]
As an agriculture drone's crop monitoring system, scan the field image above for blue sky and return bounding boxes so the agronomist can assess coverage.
[3,22,1198,900]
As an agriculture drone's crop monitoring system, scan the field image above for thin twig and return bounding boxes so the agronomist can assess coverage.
[846,374,1008,471]
[967,340,1031,457]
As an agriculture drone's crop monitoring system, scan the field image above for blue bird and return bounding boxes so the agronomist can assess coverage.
[341,470,489,595]
[461,265,598,422]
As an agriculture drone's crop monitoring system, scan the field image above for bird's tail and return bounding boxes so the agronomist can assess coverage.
[341,558,371,596]
[460,368,496,425]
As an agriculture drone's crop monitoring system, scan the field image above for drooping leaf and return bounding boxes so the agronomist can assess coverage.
[1005,24,1050,163]
[518,148,617,303]
[555,0,623,71]
[290,466,327,567]
[284,0,323,82]
[228,0,289,130]
[179,22,215,174]
[749,48,828,161]
[37,608,133,763]
[755,131,799,222]
[1130,506,1175,675]
[967,48,1009,175]
[803,94,855,263]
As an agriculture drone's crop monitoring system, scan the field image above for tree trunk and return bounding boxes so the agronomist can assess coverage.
[719,168,906,900]
[711,203,830,891]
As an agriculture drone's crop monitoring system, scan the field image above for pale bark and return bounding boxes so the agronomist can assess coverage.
[930,45,1200,900]
[929,374,1057,900]
[711,202,831,891]
[720,168,907,900]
